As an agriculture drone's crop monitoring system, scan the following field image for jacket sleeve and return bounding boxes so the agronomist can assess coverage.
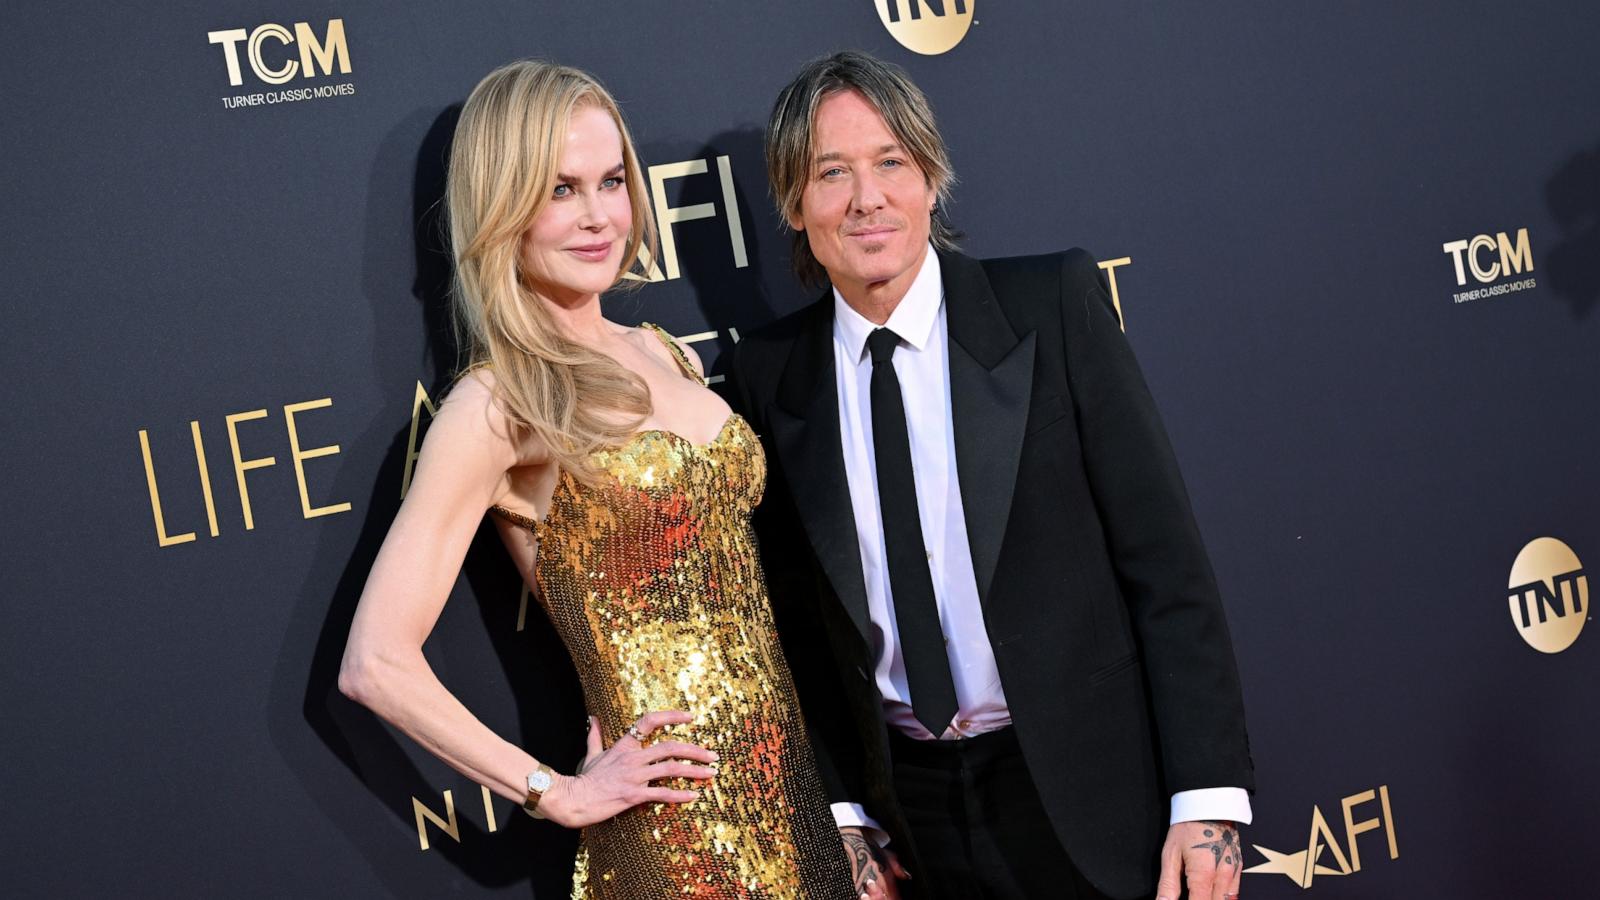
[1055,247,1255,795]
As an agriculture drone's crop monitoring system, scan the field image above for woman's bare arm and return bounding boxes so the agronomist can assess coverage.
[338,373,541,804]
[337,372,716,825]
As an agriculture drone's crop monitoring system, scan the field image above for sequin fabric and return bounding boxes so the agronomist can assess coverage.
[492,325,853,899]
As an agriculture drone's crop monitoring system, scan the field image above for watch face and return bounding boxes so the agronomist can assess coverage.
[528,770,552,792]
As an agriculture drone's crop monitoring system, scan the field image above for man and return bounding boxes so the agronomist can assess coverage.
[727,52,1253,900]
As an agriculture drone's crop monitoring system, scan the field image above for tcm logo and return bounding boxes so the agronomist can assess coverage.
[1441,227,1533,286]
[1508,537,1587,654]
[1246,785,1398,889]
[207,19,351,86]
[876,0,975,55]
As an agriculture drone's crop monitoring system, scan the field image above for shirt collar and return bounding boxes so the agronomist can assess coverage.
[833,245,943,362]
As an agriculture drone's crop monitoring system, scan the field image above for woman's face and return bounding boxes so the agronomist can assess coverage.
[520,104,633,304]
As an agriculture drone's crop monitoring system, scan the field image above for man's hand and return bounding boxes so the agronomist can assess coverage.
[1157,820,1242,900]
[839,826,910,899]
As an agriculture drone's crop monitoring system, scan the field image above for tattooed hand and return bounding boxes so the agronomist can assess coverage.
[1156,820,1242,900]
[838,826,910,900]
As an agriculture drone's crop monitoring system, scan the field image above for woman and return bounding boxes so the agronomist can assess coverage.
[338,61,861,898]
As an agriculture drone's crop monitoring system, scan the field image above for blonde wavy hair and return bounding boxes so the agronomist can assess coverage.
[446,60,658,478]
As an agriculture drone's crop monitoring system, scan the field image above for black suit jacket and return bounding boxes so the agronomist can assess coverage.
[726,248,1254,899]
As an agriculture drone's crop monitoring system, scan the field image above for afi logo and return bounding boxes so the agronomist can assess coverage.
[1441,228,1533,286]
[207,19,351,87]
[1245,785,1398,889]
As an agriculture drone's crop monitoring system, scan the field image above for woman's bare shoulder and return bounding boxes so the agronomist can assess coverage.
[430,368,544,467]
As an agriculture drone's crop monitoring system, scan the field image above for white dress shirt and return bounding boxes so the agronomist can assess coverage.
[826,248,1251,835]
[831,249,1009,742]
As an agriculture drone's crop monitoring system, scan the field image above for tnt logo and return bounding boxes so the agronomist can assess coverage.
[207,19,351,86]
[876,0,975,55]
[1508,537,1587,654]
[1441,227,1533,286]
[1246,785,1398,889]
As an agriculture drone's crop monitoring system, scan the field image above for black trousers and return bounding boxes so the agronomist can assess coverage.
[890,727,1111,900]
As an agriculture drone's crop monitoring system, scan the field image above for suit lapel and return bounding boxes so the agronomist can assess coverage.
[942,251,1035,603]
[769,298,873,643]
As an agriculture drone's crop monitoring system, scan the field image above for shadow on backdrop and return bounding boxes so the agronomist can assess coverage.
[637,127,803,384]
[267,103,585,897]
[1544,139,1600,320]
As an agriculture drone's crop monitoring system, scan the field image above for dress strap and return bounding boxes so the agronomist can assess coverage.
[489,503,538,532]
[640,322,705,385]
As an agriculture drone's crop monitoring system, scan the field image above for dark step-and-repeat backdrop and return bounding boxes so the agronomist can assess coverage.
[4,2,1595,897]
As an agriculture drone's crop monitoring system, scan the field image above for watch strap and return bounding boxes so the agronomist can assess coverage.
[523,763,556,818]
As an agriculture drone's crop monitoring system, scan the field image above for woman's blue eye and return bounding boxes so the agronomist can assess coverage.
[602,177,623,189]
[553,184,571,197]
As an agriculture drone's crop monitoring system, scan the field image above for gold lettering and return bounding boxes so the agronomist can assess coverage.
[1497,228,1533,276]
[1098,257,1132,330]
[714,155,748,268]
[246,23,298,85]
[139,430,197,547]
[190,421,220,537]
[649,160,717,280]
[481,785,498,833]
[1303,803,1353,879]
[207,28,249,87]
[225,409,276,530]
[1441,239,1471,285]
[1340,789,1381,871]
[622,244,667,283]
[402,382,439,499]
[412,789,460,851]
[294,19,350,78]
[284,398,351,519]
[1378,784,1398,860]
[1469,234,1500,283]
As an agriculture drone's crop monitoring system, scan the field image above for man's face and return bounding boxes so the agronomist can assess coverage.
[791,90,937,300]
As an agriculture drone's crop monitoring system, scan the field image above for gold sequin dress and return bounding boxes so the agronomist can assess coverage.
[491,324,854,900]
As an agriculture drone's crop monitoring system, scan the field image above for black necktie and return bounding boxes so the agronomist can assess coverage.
[866,327,958,736]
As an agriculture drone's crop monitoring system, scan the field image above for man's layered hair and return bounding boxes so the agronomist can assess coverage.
[765,50,959,287]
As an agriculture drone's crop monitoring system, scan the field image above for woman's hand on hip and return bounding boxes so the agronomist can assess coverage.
[540,710,717,828]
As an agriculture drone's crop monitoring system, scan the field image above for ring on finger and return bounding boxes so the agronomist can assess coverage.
[626,724,647,742]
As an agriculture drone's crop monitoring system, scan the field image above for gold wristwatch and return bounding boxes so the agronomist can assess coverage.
[524,763,556,818]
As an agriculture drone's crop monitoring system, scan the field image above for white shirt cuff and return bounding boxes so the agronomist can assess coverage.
[830,802,891,847]
[1169,788,1253,826]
